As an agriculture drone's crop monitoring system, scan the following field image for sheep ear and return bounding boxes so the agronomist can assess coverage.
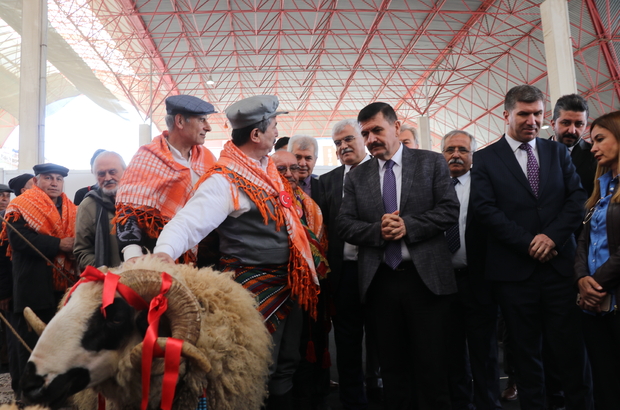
[24,307,47,336]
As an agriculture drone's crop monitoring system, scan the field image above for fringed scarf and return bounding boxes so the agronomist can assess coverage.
[197,141,320,318]
[293,187,329,281]
[0,185,78,290]
[113,132,216,241]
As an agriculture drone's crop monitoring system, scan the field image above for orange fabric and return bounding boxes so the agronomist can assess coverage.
[0,185,78,290]
[114,132,216,231]
[294,187,330,281]
[196,141,320,317]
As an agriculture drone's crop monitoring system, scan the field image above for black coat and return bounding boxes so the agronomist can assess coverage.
[8,216,62,313]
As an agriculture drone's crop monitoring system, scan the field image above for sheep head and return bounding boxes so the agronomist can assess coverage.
[21,268,203,410]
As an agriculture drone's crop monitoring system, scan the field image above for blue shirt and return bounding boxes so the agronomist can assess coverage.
[587,170,617,312]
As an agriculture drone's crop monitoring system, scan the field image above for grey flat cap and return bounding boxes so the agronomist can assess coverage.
[225,95,288,130]
[165,95,217,116]
[0,184,13,193]
[33,163,69,177]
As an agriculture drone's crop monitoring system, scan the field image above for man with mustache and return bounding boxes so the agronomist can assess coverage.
[470,85,593,410]
[114,95,217,264]
[337,103,459,409]
[317,119,376,410]
[74,151,126,270]
[551,94,596,197]
[441,130,501,410]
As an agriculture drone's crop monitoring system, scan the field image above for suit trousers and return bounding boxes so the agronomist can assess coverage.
[332,261,368,410]
[448,270,501,410]
[493,264,593,410]
[269,303,303,397]
[581,310,620,410]
[366,262,452,410]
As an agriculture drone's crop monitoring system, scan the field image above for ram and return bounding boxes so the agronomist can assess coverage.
[20,256,272,410]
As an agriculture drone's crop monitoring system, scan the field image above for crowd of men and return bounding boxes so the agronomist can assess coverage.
[0,85,603,410]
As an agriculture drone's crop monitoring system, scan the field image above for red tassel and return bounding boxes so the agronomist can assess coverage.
[322,348,331,369]
[306,341,316,363]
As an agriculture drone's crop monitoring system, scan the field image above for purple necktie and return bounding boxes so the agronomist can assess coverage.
[383,160,402,269]
[519,143,540,197]
[445,178,461,253]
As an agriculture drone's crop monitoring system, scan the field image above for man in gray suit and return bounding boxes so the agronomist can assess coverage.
[337,102,459,410]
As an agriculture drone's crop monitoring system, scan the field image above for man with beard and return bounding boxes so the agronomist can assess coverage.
[442,130,501,410]
[551,94,596,197]
[74,151,126,270]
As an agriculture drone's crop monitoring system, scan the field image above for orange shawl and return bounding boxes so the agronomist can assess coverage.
[114,132,216,239]
[0,185,78,290]
[197,141,320,317]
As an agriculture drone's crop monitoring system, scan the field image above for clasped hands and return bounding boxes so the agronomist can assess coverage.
[381,211,406,241]
[577,276,606,313]
[529,234,557,263]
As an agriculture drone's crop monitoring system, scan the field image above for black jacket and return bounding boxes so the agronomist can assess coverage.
[575,202,620,299]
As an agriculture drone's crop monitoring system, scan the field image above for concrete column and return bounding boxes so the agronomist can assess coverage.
[18,0,48,168]
[418,115,432,151]
[139,124,151,146]
[541,0,577,106]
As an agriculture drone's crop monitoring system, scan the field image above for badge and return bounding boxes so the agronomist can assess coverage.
[279,191,292,208]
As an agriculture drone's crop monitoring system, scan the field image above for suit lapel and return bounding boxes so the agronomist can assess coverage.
[495,136,536,197]
[333,166,345,211]
[366,158,384,216]
[400,148,418,211]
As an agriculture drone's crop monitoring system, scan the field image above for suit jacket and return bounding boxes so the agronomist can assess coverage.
[317,165,346,294]
[470,136,586,281]
[336,147,460,301]
[310,175,321,204]
[570,139,597,197]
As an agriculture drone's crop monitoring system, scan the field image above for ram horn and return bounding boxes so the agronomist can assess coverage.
[120,269,202,345]
[23,307,46,336]
[130,338,212,374]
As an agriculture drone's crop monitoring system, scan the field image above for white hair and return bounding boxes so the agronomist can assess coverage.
[288,134,318,157]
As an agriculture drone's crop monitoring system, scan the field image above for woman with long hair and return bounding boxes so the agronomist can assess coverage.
[574,110,620,408]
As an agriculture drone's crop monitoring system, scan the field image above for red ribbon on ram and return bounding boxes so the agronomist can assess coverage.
[65,266,148,314]
[141,272,184,410]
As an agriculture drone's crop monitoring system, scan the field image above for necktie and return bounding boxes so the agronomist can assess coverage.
[446,178,461,254]
[519,143,539,197]
[382,160,402,269]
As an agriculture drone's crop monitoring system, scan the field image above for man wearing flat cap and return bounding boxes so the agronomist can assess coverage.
[0,163,77,398]
[152,95,320,409]
[114,94,217,263]
[8,173,34,197]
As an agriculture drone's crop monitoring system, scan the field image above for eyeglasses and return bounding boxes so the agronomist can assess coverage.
[276,165,301,174]
[334,135,356,147]
[583,198,602,225]
[443,147,470,154]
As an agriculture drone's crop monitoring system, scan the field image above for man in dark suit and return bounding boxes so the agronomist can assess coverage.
[289,134,320,200]
[470,85,593,410]
[337,102,459,409]
[551,94,596,197]
[318,119,372,409]
[442,130,501,410]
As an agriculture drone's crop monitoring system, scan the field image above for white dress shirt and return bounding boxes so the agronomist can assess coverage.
[376,144,412,261]
[152,156,270,260]
[451,171,470,269]
[342,154,371,261]
[505,134,539,178]
[168,142,200,184]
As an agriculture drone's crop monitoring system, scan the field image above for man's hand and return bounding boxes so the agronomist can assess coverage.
[528,234,556,262]
[577,276,606,312]
[59,237,75,253]
[0,297,10,312]
[381,211,406,241]
[153,252,175,265]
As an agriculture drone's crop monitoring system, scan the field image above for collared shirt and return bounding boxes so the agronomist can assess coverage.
[505,134,539,178]
[168,142,200,184]
[375,143,412,261]
[152,156,269,260]
[451,171,470,269]
[342,154,371,261]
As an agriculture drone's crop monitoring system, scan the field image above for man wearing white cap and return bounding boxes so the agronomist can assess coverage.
[153,95,320,410]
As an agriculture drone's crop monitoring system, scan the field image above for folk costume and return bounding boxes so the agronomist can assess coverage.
[0,179,78,396]
[114,132,216,263]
